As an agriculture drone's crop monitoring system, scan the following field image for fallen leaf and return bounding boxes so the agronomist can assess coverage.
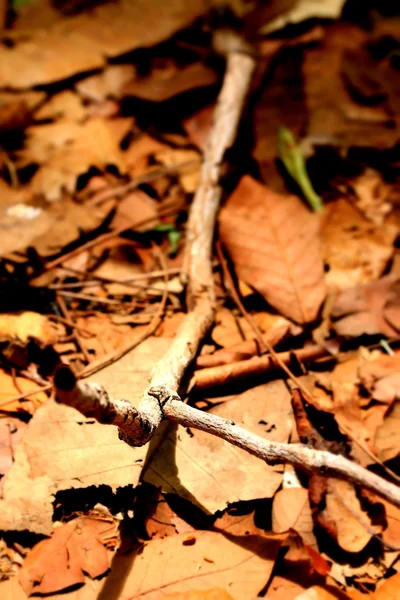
[273,487,316,548]
[90,523,286,599]
[331,277,400,339]
[0,90,45,130]
[35,90,87,122]
[211,308,255,348]
[359,351,400,404]
[182,104,214,150]
[164,590,234,599]
[374,573,400,599]
[219,175,326,324]
[21,118,128,201]
[294,587,350,600]
[155,148,201,193]
[123,62,218,103]
[0,0,208,88]
[0,397,148,534]
[261,0,345,34]
[0,417,28,487]
[350,169,397,226]
[0,198,54,257]
[303,23,400,150]
[19,515,117,596]
[76,65,136,103]
[323,479,376,553]
[0,369,48,414]
[375,401,400,463]
[110,189,159,231]
[143,487,196,540]
[144,379,293,512]
[0,311,59,347]
[321,199,397,292]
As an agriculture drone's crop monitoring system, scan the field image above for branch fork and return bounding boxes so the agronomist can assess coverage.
[53,32,400,509]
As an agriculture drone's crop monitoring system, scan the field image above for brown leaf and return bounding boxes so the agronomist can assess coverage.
[359,351,400,404]
[0,369,48,414]
[303,23,400,150]
[143,488,195,540]
[144,379,293,512]
[182,104,214,151]
[272,487,316,548]
[0,311,59,347]
[323,479,379,553]
[321,199,397,292]
[21,118,129,201]
[76,65,136,103]
[350,169,397,226]
[164,590,234,599]
[332,277,400,339]
[375,401,400,463]
[123,62,218,103]
[80,527,286,599]
[35,90,87,122]
[374,573,400,599]
[0,0,208,88]
[219,175,326,324]
[0,417,27,487]
[19,516,116,596]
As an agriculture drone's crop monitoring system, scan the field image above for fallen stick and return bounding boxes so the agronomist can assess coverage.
[193,344,328,390]
[56,32,257,447]
[53,32,400,508]
[54,366,400,507]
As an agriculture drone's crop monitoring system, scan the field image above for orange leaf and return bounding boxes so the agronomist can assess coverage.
[219,176,326,324]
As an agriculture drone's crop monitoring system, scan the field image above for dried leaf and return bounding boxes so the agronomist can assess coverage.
[0,311,59,346]
[88,523,286,598]
[76,65,136,103]
[0,398,148,534]
[272,487,316,548]
[322,200,397,292]
[261,0,345,34]
[0,0,208,88]
[19,516,116,595]
[21,118,129,201]
[350,169,396,226]
[332,277,400,339]
[0,369,48,413]
[359,351,400,404]
[375,401,400,463]
[182,104,214,151]
[303,23,400,150]
[144,380,293,512]
[155,148,201,193]
[219,175,326,324]
[123,62,217,103]
[374,573,400,599]
[0,417,27,486]
[323,479,376,553]
[35,90,86,123]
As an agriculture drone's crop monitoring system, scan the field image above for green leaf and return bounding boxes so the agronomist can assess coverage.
[278,126,324,212]
[167,229,181,256]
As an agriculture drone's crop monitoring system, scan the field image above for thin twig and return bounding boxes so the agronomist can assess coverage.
[79,245,168,378]
[86,160,200,207]
[56,294,91,364]
[57,33,257,447]
[54,367,400,507]
[192,345,327,390]
[45,206,178,272]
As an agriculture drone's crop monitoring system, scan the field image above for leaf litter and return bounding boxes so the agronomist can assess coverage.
[2,1,400,599]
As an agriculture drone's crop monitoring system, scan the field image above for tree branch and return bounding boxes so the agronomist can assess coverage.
[54,366,400,507]
[60,33,256,447]
[53,31,400,509]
